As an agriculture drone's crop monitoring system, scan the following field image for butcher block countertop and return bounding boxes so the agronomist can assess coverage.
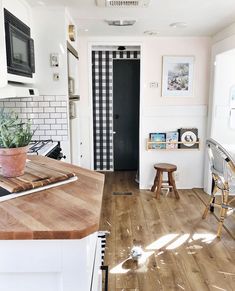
[0,156,104,240]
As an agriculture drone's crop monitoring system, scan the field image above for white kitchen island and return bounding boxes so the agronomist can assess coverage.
[0,156,105,291]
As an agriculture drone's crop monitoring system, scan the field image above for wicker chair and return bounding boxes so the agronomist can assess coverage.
[202,138,235,238]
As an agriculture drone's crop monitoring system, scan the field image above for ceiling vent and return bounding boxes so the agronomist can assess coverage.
[106,20,136,26]
[96,0,150,8]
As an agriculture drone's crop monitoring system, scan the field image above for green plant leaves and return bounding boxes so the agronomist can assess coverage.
[0,109,34,148]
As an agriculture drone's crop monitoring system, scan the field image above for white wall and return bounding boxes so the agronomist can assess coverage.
[204,22,235,194]
[32,7,71,161]
[211,50,235,144]
[78,36,211,189]
[33,7,68,96]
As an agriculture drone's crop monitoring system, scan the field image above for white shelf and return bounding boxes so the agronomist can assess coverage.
[146,139,200,151]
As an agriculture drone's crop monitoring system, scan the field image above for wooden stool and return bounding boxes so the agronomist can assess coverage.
[151,163,180,200]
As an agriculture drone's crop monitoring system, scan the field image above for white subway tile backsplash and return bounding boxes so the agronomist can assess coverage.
[44,107,55,113]
[35,130,45,136]
[21,108,33,113]
[28,113,39,119]
[4,102,15,107]
[39,113,50,119]
[33,118,44,124]
[16,102,26,108]
[56,119,67,124]
[12,108,21,113]
[39,102,50,107]
[40,124,51,130]
[2,96,68,141]
[50,101,61,107]
[56,96,67,101]
[51,124,62,130]
[21,97,32,102]
[18,113,27,119]
[56,107,67,113]
[57,130,67,136]
[50,113,62,119]
[33,107,43,113]
[45,130,56,136]
[45,118,56,124]
[44,96,56,101]
[27,102,38,107]
[33,96,44,102]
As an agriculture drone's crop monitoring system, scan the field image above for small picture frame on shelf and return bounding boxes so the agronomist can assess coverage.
[149,132,166,149]
[178,128,199,149]
[166,131,179,149]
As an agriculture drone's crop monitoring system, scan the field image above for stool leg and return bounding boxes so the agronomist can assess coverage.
[169,172,180,199]
[151,170,158,192]
[156,171,163,199]
[167,172,173,192]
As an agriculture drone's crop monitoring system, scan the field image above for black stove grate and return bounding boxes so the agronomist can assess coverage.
[28,139,53,154]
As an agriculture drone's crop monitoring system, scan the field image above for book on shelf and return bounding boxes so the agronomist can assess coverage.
[149,133,166,149]
[178,128,199,149]
[166,131,179,149]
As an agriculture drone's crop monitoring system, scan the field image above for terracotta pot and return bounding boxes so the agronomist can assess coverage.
[0,146,28,177]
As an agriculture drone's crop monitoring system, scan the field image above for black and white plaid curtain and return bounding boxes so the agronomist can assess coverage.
[92,50,140,171]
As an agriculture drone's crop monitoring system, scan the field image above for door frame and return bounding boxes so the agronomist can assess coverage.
[88,41,144,179]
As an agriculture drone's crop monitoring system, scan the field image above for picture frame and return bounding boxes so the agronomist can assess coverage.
[162,56,194,97]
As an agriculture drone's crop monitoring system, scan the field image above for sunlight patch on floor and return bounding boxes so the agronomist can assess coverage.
[166,234,190,250]
[211,285,227,291]
[146,234,179,250]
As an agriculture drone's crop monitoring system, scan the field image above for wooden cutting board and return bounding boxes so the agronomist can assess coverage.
[0,159,76,194]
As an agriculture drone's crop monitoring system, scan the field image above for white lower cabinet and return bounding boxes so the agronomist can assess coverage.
[0,232,100,291]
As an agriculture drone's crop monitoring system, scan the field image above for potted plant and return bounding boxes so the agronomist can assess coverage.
[0,110,34,177]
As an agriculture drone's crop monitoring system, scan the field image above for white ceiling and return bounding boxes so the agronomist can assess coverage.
[28,0,235,37]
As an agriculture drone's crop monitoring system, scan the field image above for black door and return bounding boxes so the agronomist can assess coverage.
[113,59,140,170]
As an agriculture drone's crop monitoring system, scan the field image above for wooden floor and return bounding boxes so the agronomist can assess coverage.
[194,188,235,240]
[99,171,235,291]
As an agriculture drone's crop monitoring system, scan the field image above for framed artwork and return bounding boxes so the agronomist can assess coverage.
[162,56,194,97]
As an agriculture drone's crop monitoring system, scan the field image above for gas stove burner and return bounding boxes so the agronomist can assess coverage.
[28,140,65,160]
[28,140,53,154]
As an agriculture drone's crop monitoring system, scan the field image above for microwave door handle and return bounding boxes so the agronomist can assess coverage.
[29,38,35,73]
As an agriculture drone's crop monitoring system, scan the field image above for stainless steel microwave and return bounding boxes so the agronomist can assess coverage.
[4,9,35,78]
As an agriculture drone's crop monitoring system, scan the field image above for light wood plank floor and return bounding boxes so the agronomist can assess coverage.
[99,171,235,291]
[194,188,235,240]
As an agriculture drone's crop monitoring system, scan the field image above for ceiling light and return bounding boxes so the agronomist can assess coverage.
[105,20,136,26]
[169,22,187,28]
[144,30,159,36]
[84,29,89,32]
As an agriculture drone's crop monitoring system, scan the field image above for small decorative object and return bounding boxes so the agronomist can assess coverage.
[68,24,76,42]
[178,128,199,149]
[130,246,143,261]
[166,131,179,149]
[0,110,34,177]
[149,132,166,149]
[162,56,194,97]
